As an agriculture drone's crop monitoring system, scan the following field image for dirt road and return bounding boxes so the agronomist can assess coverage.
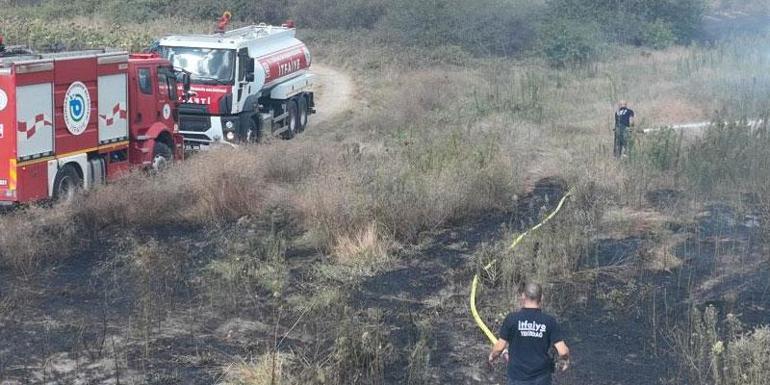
[309,64,356,125]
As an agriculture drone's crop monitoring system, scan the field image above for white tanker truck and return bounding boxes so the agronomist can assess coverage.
[156,18,315,145]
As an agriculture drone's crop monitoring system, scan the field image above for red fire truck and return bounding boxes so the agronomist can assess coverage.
[0,50,184,204]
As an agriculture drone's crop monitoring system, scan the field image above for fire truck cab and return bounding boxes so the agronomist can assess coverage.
[0,50,184,204]
[157,23,316,145]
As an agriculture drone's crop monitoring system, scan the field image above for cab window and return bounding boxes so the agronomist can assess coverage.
[138,68,153,95]
[158,71,169,98]
[238,48,254,81]
[158,67,178,100]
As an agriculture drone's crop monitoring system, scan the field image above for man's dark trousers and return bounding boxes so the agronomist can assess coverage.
[614,125,629,158]
[509,373,552,385]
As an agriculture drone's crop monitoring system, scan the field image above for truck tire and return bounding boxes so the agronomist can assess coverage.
[282,100,298,140]
[297,96,308,133]
[52,164,82,201]
[152,141,173,172]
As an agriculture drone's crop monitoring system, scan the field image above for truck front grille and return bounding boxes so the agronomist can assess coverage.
[179,114,210,133]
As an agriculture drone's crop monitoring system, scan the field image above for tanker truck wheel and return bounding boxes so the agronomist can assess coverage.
[151,141,173,173]
[297,96,308,133]
[52,164,83,202]
[282,100,298,140]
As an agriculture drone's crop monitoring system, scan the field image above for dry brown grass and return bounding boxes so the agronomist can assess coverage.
[220,353,294,385]
[644,232,686,271]
[332,222,395,275]
[0,205,78,275]
[75,144,331,228]
[600,208,672,238]
[298,169,361,251]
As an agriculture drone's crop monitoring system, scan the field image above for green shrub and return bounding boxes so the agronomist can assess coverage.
[0,16,154,51]
[669,307,770,385]
[100,0,167,22]
[376,0,540,56]
[683,120,764,194]
[545,0,706,46]
[632,127,682,172]
[538,18,602,67]
[638,20,676,49]
[724,326,770,385]
[291,0,386,29]
[6,0,290,23]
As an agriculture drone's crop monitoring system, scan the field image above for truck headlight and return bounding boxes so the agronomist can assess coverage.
[226,131,236,141]
[225,120,234,130]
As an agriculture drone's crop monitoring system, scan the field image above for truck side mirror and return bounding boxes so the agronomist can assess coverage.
[245,73,255,82]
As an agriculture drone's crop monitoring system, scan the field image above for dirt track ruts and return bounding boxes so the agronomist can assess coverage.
[309,63,355,125]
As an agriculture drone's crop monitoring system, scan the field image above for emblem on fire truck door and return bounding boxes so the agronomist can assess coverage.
[163,103,171,120]
[63,81,91,136]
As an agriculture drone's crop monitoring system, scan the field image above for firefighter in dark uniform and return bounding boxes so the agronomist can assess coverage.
[614,100,635,158]
[488,282,570,385]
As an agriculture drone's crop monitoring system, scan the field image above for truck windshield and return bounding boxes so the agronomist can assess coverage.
[159,47,235,85]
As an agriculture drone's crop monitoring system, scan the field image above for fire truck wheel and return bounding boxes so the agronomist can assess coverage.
[152,142,173,172]
[52,164,82,201]
[298,96,308,133]
[282,99,298,140]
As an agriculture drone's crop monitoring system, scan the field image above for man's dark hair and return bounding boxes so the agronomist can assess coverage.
[520,282,543,302]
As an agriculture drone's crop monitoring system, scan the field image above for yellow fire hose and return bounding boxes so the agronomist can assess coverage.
[470,188,575,344]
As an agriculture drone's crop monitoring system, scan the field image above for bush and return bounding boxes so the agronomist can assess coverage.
[538,18,602,67]
[683,120,765,195]
[377,0,540,56]
[363,130,516,241]
[669,306,770,385]
[724,326,770,385]
[291,0,386,29]
[0,16,155,51]
[180,0,289,23]
[631,127,682,172]
[545,0,707,46]
[638,19,676,49]
[100,0,167,22]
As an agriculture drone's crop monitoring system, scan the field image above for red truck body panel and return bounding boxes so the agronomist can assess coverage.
[16,162,47,202]
[185,84,231,114]
[54,57,99,155]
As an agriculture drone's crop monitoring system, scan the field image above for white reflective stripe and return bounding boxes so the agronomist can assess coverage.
[97,54,129,65]
[15,61,54,74]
